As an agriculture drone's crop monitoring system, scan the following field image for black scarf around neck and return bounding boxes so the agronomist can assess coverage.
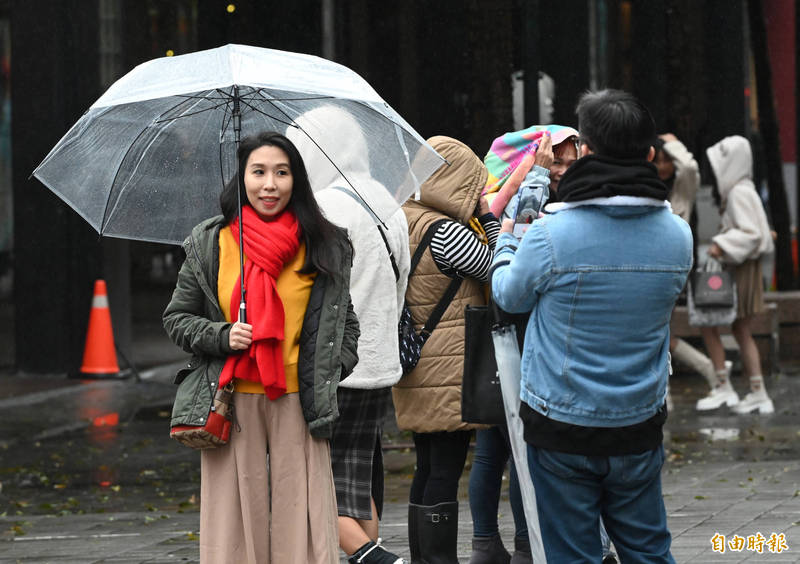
[557,154,669,203]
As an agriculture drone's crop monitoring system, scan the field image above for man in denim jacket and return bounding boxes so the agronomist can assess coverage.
[491,89,692,563]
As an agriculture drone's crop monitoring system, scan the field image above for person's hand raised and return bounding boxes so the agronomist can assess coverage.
[533,133,554,170]
[229,321,253,350]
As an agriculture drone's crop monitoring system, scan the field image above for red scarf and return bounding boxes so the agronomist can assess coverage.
[219,206,301,399]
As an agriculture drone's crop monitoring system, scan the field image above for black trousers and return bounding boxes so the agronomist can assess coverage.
[409,430,472,505]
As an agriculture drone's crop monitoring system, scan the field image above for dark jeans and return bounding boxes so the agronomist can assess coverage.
[468,426,527,539]
[410,430,471,505]
[528,444,673,563]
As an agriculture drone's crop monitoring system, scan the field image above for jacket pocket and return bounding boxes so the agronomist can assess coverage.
[171,361,214,427]
[173,356,203,385]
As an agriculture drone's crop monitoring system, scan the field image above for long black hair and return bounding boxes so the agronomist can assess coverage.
[219,131,351,278]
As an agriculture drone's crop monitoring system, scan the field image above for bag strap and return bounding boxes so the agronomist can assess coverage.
[410,219,448,275]
[421,276,463,337]
[375,225,400,282]
[704,256,724,272]
[409,219,463,337]
[329,186,400,282]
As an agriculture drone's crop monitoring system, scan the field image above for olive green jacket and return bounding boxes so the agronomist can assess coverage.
[163,216,359,439]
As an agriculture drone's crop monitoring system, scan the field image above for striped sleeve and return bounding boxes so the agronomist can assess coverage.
[430,218,499,282]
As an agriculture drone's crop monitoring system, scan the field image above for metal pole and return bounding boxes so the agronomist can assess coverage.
[233,85,246,323]
[322,0,335,60]
[522,0,540,126]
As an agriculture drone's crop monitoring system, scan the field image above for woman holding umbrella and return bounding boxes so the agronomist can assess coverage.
[163,131,359,564]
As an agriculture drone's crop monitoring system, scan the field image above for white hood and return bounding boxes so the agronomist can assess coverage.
[706,135,774,264]
[705,135,753,203]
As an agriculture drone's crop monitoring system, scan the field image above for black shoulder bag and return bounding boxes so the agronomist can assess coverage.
[461,295,505,425]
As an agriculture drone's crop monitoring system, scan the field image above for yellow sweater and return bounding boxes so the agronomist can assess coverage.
[217,226,315,394]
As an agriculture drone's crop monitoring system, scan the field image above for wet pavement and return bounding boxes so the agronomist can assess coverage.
[1,342,799,563]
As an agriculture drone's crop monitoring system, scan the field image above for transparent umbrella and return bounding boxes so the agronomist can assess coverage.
[32,44,445,246]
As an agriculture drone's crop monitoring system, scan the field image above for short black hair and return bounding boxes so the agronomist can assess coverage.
[576,89,656,159]
[219,131,351,278]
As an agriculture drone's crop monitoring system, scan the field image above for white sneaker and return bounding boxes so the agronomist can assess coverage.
[696,381,740,411]
[732,389,775,415]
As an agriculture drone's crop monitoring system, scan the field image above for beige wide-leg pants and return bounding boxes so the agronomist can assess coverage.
[199,392,339,564]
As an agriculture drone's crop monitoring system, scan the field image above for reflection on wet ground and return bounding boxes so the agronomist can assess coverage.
[664,363,800,467]
[1,410,200,517]
[1,362,798,520]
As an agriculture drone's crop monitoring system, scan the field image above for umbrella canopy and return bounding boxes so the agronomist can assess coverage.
[32,44,445,245]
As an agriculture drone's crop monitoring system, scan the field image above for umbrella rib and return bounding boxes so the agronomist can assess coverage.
[174,87,253,102]
[154,101,230,124]
[173,94,232,101]
[237,98,297,127]
[256,94,336,102]
[153,88,257,124]
[148,90,231,125]
[159,88,241,123]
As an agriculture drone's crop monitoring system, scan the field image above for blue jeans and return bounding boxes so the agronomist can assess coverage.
[468,427,527,539]
[527,444,674,563]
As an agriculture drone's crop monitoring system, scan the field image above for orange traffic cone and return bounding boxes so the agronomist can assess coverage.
[77,279,122,378]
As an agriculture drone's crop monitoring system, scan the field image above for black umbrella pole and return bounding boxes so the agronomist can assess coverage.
[234,89,246,323]
[236,164,246,324]
[236,167,246,323]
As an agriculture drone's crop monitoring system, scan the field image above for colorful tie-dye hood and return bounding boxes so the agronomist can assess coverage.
[483,124,579,194]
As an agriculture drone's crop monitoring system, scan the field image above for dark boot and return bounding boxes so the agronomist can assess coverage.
[409,504,422,563]
[509,536,532,564]
[468,534,510,564]
[414,501,460,563]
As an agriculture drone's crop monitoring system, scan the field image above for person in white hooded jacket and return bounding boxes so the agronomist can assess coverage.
[289,105,411,564]
[696,135,775,414]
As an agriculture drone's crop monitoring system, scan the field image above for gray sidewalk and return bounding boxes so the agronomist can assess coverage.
[1,458,798,562]
[1,343,799,562]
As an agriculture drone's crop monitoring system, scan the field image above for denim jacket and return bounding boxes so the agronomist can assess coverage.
[491,202,692,428]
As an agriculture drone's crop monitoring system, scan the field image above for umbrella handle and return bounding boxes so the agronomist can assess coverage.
[238,301,247,324]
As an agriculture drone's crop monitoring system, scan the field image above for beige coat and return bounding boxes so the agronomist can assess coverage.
[706,135,774,264]
[392,136,489,433]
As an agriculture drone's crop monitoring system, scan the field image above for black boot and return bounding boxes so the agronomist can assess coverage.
[468,534,510,564]
[412,501,460,563]
[409,504,422,563]
[509,536,532,564]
